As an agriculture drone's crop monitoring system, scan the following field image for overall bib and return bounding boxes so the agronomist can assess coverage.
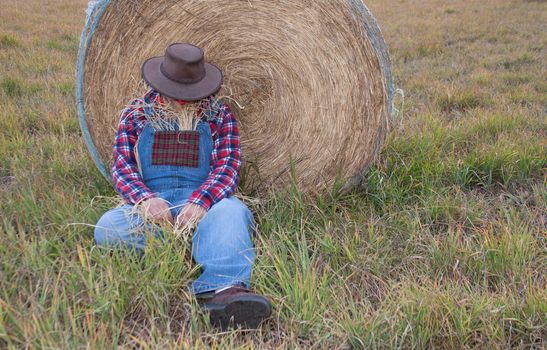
[94,118,255,294]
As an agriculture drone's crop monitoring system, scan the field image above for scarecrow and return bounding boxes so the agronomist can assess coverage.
[94,43,272,329]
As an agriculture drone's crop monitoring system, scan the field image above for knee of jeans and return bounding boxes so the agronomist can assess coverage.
[94,208,129,245]
[194,197,255,250]
[209,196,254,224]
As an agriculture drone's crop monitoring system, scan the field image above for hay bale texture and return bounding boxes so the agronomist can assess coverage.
[77,0,394,194]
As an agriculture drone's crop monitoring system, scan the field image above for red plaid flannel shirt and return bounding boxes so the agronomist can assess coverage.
[112,89,241,210]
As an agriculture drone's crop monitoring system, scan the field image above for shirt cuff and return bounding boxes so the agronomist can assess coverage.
[131,190,156,205]
[187,195,212,211]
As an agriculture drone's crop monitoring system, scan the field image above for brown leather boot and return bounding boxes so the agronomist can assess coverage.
[201,285,272,330]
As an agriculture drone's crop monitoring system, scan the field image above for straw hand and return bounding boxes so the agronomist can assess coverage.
[175,203,207,233]
[141,197,174,225]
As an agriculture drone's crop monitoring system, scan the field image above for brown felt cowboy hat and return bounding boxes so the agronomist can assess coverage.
[141,43,223,101]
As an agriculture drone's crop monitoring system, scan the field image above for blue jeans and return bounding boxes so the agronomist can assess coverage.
[94,188,256,294]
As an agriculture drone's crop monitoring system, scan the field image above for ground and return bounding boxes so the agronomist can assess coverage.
[0,0,545,348]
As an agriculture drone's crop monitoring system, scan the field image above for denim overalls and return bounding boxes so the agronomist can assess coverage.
[94,114,255,294]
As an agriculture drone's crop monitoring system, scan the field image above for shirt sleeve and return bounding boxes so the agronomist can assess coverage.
[186,102,242,210]
[112,101,156,204]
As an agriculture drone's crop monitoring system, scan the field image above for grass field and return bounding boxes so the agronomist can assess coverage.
[0,0,545,348]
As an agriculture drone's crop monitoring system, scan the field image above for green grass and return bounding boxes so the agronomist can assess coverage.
[437,90,486,114]
[0,0,546,348]
[46,34,79,53]
[0,78,44,98]
[0,34,19,48]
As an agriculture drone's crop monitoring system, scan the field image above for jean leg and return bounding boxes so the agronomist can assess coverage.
[94,204,162,251]
[190,196,255,294]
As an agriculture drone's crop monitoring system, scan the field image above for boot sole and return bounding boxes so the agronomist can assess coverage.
[204,294,272,330]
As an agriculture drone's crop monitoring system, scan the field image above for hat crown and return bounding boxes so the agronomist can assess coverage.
[160,43,206,84]
[141,42,223,101]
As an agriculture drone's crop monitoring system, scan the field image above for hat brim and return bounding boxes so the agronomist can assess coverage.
[141,56,223,101]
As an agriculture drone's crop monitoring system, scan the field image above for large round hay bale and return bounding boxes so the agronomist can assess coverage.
[77,0,394,195]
